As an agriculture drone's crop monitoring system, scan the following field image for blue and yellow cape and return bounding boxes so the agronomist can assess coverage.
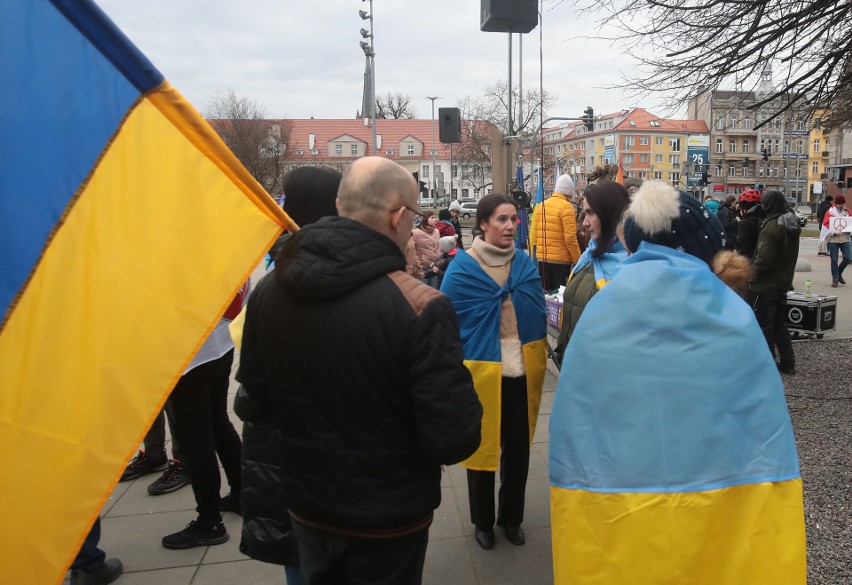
[441,248,547,471]
[549,242,805,584]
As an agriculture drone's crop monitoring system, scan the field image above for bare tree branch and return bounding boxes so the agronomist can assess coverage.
[375,92,417,119]
[552,0,852,127]
[205,88,293,194]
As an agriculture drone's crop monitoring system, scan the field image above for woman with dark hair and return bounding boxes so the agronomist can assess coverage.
[554,181,630,364]
[236,165,341,585]
[440,194,548,551]
[269,166,342,263]
[411,210,442,287]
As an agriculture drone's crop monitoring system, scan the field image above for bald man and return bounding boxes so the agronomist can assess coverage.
[237,157,482,585]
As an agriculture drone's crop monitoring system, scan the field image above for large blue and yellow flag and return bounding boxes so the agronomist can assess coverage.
[549,243,806,585]
[441,249,547,471]
[0,2,294,583]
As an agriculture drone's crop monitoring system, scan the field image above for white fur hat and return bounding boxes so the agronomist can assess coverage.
[439,235,457,253]
[554,174,576,197]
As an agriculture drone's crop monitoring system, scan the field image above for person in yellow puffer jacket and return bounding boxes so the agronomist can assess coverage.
[530,174,582,290]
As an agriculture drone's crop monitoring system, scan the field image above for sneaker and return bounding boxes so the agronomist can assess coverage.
[120,449,168,482]
[219,491,243,516]
[840,275,847,285]
[832,280,839,288]
[147,460,190,495]
[70,557,123,585]
[162,519,228,549]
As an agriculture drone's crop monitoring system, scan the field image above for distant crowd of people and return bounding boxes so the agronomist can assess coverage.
[84,160,813,585]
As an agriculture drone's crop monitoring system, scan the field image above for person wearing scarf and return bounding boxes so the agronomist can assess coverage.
[441,194,547,551]
[550,181,805,585]
[554,181,630,365]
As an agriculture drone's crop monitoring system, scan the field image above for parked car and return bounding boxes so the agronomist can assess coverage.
[459,202,478,219]
[787,197,807,228]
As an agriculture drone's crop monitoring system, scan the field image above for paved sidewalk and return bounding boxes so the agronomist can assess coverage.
[72,237,849,584]
[72,371,558,585]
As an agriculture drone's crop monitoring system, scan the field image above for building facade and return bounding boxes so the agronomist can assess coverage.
[262,118,497,202]
[687,88,829,206]
[542,108,710,194]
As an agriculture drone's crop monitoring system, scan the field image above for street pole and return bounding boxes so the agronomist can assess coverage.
[359,1,376,154]
[450,143,453,200]
[426,97,439,203]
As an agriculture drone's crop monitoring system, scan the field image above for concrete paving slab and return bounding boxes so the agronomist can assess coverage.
[192,559,285,585]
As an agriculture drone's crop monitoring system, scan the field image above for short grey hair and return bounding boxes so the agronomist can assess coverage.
[338,158,413,216]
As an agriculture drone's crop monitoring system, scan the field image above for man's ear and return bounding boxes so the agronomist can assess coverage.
[388,206,403,234]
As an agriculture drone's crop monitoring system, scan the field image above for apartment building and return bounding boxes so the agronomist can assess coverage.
[265,118,497,201]
[542,108,709,192]
[687,87,827,204]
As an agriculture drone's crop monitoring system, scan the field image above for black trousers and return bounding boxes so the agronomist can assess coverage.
[292,519,429,585]
[537,261,572,292]
[143,404,183,462]
[169,349,242,523]
[467,375,529,529]
[751,291,795,369]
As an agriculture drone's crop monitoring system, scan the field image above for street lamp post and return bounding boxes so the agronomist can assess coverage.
[359,1,377,155]
[426,96,440,202]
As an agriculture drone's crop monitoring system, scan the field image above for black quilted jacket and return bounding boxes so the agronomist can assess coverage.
[237,216,482,532]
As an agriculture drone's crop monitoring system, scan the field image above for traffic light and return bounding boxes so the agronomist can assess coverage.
[583,106,594,132]
[700,171,709,186]
[761,148,769,161]
[412,171,427,196]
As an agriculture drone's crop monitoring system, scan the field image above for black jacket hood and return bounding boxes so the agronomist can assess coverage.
[762,191,789,217]
[275,216,405,301]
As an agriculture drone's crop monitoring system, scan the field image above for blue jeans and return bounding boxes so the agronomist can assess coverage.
[420,275,438,289]
[828,241,852,281]
[71,517,106,571]
[284,565,302,585]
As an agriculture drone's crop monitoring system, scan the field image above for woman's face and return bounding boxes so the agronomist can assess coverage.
[480,203,517,248]
[582,200,602,241]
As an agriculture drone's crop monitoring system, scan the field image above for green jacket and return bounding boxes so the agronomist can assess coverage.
[554,263,598,364]
[751,195,801,295]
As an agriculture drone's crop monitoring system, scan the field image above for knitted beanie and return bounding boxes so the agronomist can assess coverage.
[622,180,725,263]
[554,174,576,198]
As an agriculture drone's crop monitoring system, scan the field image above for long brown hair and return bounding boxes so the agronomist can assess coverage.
[417,210,435,230]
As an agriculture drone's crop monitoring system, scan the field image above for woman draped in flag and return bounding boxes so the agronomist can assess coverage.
[554,180,630,365]
[440,194,547,551]
[549,181,805,585]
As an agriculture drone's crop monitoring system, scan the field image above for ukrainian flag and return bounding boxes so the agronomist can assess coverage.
[0,2,293,583]
[441,249,547,471]
[549,243,806,585]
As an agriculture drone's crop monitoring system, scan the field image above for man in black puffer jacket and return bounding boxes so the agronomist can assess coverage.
[237,156,482,585]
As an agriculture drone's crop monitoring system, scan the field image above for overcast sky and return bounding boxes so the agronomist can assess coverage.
[96,0,676,123]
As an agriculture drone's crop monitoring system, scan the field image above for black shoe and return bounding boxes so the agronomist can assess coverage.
[70,558,123,585]
[162,519,228,549]
[778,363,796,375]
[503,524,526,545]
[474,528,495,550]
[121,449,168,481]
[219,491,242,516]
[147,460,190,495]
[839,275,846,285]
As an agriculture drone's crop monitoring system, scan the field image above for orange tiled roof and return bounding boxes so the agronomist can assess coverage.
[271,118,496,161]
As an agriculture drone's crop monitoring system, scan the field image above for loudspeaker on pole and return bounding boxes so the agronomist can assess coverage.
[438,107,462,144]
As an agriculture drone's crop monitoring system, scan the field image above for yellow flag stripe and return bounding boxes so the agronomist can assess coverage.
[0,93,283,584]
[551,479,806,585]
